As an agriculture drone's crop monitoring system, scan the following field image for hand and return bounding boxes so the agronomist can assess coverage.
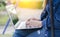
[26,18,42,28]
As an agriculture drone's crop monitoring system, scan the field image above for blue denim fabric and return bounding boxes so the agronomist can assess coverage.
[41,0,60,37]
[13,25,47,37]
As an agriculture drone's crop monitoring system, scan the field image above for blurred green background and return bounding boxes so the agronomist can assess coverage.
[0,0,7,26]
[0,34,12,37]
[0,0,13,37]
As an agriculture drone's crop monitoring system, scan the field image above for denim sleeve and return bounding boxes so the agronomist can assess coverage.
[41,9,48,27]
[41,9,48,21]
[42,18,47,27]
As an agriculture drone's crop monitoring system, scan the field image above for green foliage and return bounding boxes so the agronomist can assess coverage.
[0,34,12,37]
[0,1,6,11]
[0,15,8,26]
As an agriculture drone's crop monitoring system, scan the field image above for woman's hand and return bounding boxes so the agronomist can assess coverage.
[26,18,42,28]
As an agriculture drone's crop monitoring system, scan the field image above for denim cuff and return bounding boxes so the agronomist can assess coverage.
[42,18,47,27]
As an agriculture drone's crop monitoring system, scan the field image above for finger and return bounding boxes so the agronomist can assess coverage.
[26,21,30,25]
[27,18,32,21]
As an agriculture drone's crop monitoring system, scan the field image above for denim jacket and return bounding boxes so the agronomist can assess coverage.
[41,0,60,37]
